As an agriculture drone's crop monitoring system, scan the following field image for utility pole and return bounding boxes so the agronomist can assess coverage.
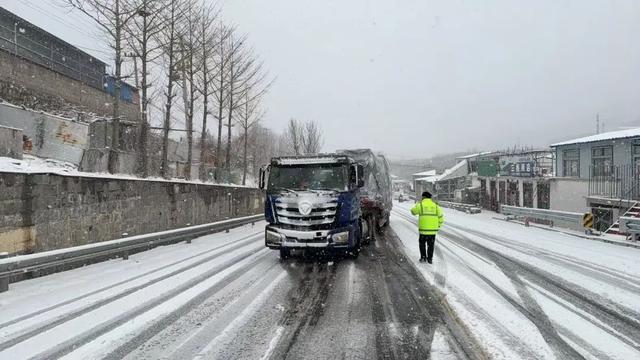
[596,113,600,134]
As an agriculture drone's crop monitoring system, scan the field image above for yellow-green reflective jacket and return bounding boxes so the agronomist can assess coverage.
[410,199,444,235]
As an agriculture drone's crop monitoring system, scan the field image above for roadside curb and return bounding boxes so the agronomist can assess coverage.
[493,217,640,250]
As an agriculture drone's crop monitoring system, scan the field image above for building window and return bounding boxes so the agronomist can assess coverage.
[592,146,613,176]
[562,149,579,177]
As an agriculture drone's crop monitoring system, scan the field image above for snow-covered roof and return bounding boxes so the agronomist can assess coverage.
[455,151,494,160]
[416,175,442,183]
[550,128,640,147]
[438,160,469,181]
[412,170,437,177]
[272,155,349,166]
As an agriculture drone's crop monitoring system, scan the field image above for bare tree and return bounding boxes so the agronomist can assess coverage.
[66,0,140,173]
[176,0,203,180]
[210,25,234,181]
[222,32,248,181]
[159,0,186,178]
[248,125,282,181]
[285,118,303,155]
[283,118,323,155]
[126,0,166,177]
[301,120,323,154]
[194,4,220,181]
[235,92,265,185]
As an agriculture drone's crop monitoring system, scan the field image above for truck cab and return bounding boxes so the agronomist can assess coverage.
[259,155,365,258]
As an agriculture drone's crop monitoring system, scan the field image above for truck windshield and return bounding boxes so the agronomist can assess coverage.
[268,165,347,192]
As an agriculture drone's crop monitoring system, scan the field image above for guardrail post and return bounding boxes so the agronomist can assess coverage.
[0,252,9,293]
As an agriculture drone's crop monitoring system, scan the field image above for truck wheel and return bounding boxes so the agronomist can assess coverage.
[279,248,291,259]
[349,246,360,259]
[361,219,370,245]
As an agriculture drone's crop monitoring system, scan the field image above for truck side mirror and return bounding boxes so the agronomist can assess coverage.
[357,164,365,188]
[259,165,269,190]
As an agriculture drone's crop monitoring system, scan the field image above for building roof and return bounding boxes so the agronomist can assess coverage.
[438,160,469,181]
[0,7,107,67]
[550,128,640,147]
[412,169,437,177]
[455,151,495,160]
[416,175,442,183]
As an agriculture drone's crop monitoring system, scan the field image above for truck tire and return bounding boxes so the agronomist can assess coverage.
[279,248,291,259]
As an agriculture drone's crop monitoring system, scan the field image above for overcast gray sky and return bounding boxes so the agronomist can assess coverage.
[3,0,640,159]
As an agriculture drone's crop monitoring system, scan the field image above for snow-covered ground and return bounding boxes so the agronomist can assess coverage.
[392,200,640,360]
[2,203,639,359]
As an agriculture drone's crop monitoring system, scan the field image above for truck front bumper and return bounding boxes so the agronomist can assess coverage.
[265,225,356,250]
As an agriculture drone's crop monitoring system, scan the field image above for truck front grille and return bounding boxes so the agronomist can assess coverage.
[275,201,338,226]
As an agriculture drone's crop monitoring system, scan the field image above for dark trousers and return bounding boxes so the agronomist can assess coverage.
[419,234,436,260]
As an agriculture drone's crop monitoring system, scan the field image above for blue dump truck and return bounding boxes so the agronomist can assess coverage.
[258,151,392,258]
[259,154,366,258]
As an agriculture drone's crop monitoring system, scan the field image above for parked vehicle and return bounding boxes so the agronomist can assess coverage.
[337,149,393,242]
[259,154,366,258]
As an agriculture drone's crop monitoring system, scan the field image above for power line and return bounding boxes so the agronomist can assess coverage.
[17,0,110,59]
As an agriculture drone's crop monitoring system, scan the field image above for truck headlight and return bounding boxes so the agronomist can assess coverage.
[266,230,282,245]
[331,231,349,244]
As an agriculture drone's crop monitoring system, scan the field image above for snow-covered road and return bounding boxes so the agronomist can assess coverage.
[392,201,640,360]
[1,203,639,359]
[0,220,478,360]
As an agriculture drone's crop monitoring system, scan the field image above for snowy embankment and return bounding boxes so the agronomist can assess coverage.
[391,200,640,360]
[0,155,252,188]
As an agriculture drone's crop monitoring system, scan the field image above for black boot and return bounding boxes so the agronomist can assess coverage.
[419,257,426,263]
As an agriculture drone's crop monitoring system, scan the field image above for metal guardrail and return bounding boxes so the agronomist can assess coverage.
[619,217,640,241]
[439,201,481,214]
[0,214,264,293]
[500,205,583,230]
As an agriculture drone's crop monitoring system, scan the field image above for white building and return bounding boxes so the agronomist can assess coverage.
[550,128,640,231]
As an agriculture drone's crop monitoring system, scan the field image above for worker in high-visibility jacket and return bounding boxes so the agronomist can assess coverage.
[410,191,444,264]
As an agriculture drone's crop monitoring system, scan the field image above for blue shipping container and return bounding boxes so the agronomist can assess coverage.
[104,75,136,104]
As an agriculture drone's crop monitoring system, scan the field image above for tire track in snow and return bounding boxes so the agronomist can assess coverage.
[14,247,268,360]
[0,233,263,352]
[0,231,262,330]
[441,228,640,355]
[105,253,283,360]
[448,224,640,292]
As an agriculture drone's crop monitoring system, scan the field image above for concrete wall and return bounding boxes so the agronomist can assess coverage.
[555,136,639,179]
[0,102,87,164]
[0,125,22,159]
[549,177,589,213]
[0,50,139,121]
[0,172,263,255]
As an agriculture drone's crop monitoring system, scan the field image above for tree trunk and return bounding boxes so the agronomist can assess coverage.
[242,126,248,185]
[200,83,209,181]
[215,68,224,182]
[108,0,122,174]
[225,63,234,182]
[180,46,191,180]
[137,8,149,177]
